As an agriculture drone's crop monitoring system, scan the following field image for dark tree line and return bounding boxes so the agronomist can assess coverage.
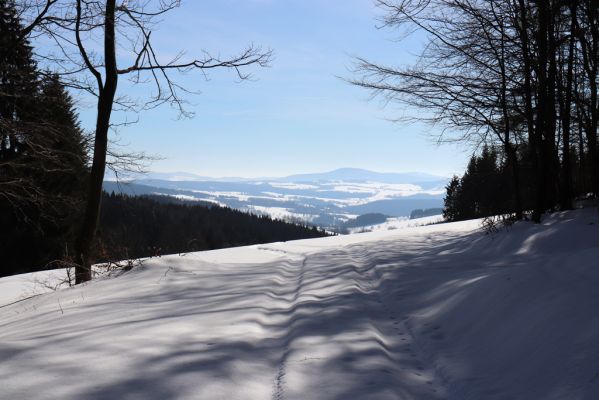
[410,208,443,219]
[352,0,599,222]
[96,193,329,264]
[443,146,530,221]
[0,0,88,277]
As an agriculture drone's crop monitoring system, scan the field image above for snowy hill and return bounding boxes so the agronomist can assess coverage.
[346,214,444,234]
[2,209,599,399]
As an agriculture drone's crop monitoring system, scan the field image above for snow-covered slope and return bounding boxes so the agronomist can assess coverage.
[0,269,70,306]
[347,214,444,234]
[2,209,599,399]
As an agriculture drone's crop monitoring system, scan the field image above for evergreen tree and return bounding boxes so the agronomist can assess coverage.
[0,0,38,167]
[443,176,462,222]
[0,0,41,275]
[0,1,88,277]
[443,146,512,222]
[36,74,88,197]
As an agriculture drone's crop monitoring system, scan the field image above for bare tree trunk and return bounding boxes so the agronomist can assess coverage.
[575,49,587,194]
[517,0,541,222]
[531,0,557,221]
[546,1,558,209]
[75,0,118,284]
[498,15,522,219]
[559,1,577,210]
[577,1,599,197]
[589,3,599,198]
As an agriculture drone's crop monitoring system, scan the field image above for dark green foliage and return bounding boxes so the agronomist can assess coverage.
[410,208,443,219]
[443,146,513,221]
[342,213,389,229]
[0,0,38,165]
[443,176,462,222]
[96,193,330,262]
[0,75,88,276]
[0,2,88,277]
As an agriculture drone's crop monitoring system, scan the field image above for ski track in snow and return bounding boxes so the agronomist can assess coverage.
[266,250,306,400]
[259,241,451,400]
[356,244,446,398]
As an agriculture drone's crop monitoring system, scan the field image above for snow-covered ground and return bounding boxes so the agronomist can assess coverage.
[0,269,70,306]
[347,214,444,234]
[2,209,599,399]
[246,205,319,223]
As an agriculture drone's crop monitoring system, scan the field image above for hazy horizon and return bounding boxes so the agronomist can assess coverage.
[107,166,453,181]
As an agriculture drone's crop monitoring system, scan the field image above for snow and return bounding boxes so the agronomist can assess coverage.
[0,269,70,306]
[326,182,434,195]
[190,190,252,202]
[348,214,444,234]
[155,193,225,206]
[246,205,318,222]
[314,182,445,206]
[0,265,133,307]
[268,182,320,190]
[2,209,599,399]
[174,182,444,209]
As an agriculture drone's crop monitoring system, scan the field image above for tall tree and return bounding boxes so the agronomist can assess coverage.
[19,1,272,282]
[0,0,39,209]
[576,0,599,198]
[0,1,88,276]
[352,0,596,221]
[350,0,529,218]
[443,176,462,222]
[557,0,577,210]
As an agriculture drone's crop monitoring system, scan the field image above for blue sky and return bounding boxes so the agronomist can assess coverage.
[78,0,470,178]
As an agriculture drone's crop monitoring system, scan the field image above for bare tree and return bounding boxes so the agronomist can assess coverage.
[556,0,577,210]
[19,0,272,282]
[349,0,527,218]
[350,0,598,222]
[575,0,599,198]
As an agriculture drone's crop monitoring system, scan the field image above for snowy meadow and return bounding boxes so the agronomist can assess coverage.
[2,209,598,399]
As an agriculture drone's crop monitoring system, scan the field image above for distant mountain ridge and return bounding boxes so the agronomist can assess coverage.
[106,168,448,184]
[279,168,447,183]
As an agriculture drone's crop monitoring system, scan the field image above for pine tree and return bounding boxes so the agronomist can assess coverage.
[0,0,40,204]
[0,1,89,276]
[443,176,462,222]
[36,74,88,196]
[443,146,512,222]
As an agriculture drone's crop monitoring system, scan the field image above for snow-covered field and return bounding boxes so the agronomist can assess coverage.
[347,214,444,234]
[0,269,70,306]
[2,209,599,399]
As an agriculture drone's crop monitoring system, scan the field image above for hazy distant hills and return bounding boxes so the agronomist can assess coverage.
[280,168,446,184]
[112,168,447,184]
[104,168,448,230]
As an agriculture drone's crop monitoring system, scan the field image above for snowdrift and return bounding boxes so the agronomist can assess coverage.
[1,209,598,399]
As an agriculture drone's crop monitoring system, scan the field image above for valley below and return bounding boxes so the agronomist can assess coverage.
[104,168,447,231]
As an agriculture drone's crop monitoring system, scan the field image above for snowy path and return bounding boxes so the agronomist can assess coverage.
[2,209,599,399]
[257,241,450,400]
